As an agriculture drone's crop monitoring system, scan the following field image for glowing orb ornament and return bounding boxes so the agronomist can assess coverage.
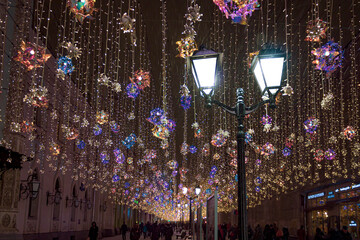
[76,140,85,150]
[282,147,291,157]
[14,41,51,71]
[112,175,120,182]
[176,37,198,59]
[57,56,74,75]
[245,132,253,144]
[96,111,109,125]
[305,18,328,42]
[93,124,102,135]
[314,149,324,162]
[189,145,197,154]
[304,117,320,134]
[50,142,60,156]
[255,186,261,193]
[342,126,356,141]
[213,0,259,25]
[147,108,165,125]
[312,41,343,75]
[260,143,275,156]
[21,121,34,133]
[122,133,137,149]
[325,149,336,160]
[127,157,133,164]
[131,70,151,90]
[110,121,120,133]
[181,142,189,155]
[100,151,109,164]
[211,129,230,147]
[67,0,97,24]
[126,83,140,99]
[23,86,49,108]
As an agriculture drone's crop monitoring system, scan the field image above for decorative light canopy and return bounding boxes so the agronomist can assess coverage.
[251,44,286,97]
[188,46,223,97]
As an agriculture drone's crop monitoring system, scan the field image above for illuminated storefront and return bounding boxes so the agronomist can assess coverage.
[306,183,360,239]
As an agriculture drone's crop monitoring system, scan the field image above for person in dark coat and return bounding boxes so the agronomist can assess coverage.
[229,225,238,240]
[164,224,174,240]
[314,227,324,240]
[88,222,99,240]
[151,222,160,240]
[282,227,289,240]
[340,226,352,240]
[130,224,141,240]
[297,225,305,240]
[121,222,129,240]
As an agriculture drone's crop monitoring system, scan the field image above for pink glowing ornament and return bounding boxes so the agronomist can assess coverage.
[325,149,336,160]
[342,126,356,141]
[260,143,275,156]
[305,18,328,42]
[312,41,343,76]
[110,121,120,133]
[211,129,230,147]
[285,137,294,148]
[130,69,151,90]
[304,117,320,134]
[213,0,259,25]
[314,149,324,162]
[14,41,51,71]
[93,124,102,135]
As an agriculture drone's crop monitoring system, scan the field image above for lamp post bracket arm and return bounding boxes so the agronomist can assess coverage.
[245,100,270,115]
[211,100,236,115]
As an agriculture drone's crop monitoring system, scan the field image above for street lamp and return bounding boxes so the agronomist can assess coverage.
[195,186,201,196]
[189,44,285,240]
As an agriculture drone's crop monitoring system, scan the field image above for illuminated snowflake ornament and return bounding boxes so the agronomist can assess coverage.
[312,41,343,75]
[305,18,328,42]
[14,41,51,71]
[176,36,198,59]
[282,84,294,96]
[211,129,230,147]
[342,126,356,141]
[57,56,74,76]
[131,70,151,90]
[98,73,111,86]
[62,41,82,59]
[23,86,49,108]
[67,0,97,24]
[304,117,320,134]
[185,4,203,22]
[325,148,336,160]
[120,13,135,33]
[126,83,140,99]
[260,143,275,156]
[122,133,137,149]
[96,110,109,125]
[314,149,324,162]
[321,92,334,110]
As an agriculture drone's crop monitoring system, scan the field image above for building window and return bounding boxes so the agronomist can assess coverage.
[71,185,77,222]
[53,178,61,220]
[28,170,39,219]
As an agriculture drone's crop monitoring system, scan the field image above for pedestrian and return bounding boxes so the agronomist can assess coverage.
[151,221,160,240]
[229,225,238,240]
[275,227,283,240]
[314,228,324,240]
[282,227,289,240]
[248,225,254,240]
[130,224,141,240]
[164,224,174,240]
[297,225,305,240]
[121,222,128,240]
[88,222,99,240]
[340,226,352,240]
[253,224,263,240]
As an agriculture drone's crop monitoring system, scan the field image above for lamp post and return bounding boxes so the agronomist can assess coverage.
[189,44,285,240]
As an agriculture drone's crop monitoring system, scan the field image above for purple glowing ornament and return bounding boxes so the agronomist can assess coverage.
[180,95,192,110]
[260,115,272,125]
[146,108,165,125]
[112,175,120,182]
[304,117,320,134]
[325,149,336,160]
[100,151,109,164]
[93,124,102,135]
[110,121,120,133]
[189,145,197,153]
[125,182,130,188]
[126,83,140,99]
[282,147,291,157]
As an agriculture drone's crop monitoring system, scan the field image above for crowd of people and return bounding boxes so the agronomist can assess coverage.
[120,221,175,240]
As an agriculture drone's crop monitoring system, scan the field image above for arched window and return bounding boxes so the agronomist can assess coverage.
[70,185,77,222]
[28,169,39,218]
[53,178,61,220]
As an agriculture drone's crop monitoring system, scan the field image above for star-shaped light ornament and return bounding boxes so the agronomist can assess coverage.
[305,18,328,42]
[50,110,58,120]
[120,13,135,33]
[128,112,135,120]
[185,4,203,22]
[328,136,338,144]
[112,82,122,93]
[98,73,111,87]
[23,86,49,108]
[282,84,294,96]
[321,92,334,110]
[81,118,89,128]
[73,114,80,123]
[272,124,280,132]
[62,42,82,59]
[182,24,197,38]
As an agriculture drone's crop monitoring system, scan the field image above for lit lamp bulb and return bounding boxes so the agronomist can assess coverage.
[182,187,188,195]
[195,186,201,195]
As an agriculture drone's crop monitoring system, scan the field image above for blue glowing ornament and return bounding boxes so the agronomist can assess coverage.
[189,145,197,153]
[125,182,130,188]
[122,133,137,149]
[147,108,165,125]
[235,174,238,182]
[206,189,212,194]
[255,177,262,184]
[180,95,192,110]
[110,122,120,133]
[282,147,291,157]
[93,124,102,135]
[112,175,120,182]
[245,132,253,144]
[77,140,85,149]
[166,119,176,132]
[100,152,109,164]
[154,196,159,201]
[57,56,74,75]
[134,193,139,198]
[255,186,261,192]
[126,83,140,99]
